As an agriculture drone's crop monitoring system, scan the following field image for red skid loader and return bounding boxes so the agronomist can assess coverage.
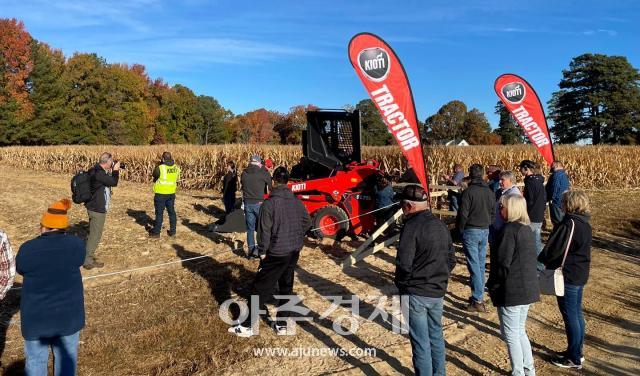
[288,109,380,239]
[215,109,381,239]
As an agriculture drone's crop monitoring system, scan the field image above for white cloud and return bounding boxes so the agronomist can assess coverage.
[80,36,322,71]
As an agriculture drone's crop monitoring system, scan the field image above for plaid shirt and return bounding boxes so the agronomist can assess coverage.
[0,230,16,300]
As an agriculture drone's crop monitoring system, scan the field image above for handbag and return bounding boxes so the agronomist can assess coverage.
[539,219,575,296]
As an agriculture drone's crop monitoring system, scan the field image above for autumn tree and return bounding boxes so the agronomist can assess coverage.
[155,84,202,143]
[0,18,34,144]
[63,53,111,143]
[274,104,318,144]
[232,109,280,144]
[464,108,500,145]
[424,100,467,144]
[101,63,154,144]
[425,100,499,145]
[195,95,232,144]
[0,18,246,146]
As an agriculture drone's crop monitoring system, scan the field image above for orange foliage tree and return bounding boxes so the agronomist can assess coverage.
[0,18,34,120]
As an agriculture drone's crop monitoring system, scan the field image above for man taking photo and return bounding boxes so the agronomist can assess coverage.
[84,152,120,269]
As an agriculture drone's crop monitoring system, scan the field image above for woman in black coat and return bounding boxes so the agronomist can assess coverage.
[221,161,238,215]
[487,194,540,376]
[538,189,592,370]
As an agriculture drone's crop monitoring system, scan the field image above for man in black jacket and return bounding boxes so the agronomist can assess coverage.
[229,167,311,337]
[519,160,547,261]
[241,155,272,258]
[84,152,120,269]
[395,184,455,376]
[457,164,495,313]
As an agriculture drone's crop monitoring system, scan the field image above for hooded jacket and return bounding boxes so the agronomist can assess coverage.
[457,179,496,231]
[257,185,311,257]
[538,213,592,285]
[523,174,546,223]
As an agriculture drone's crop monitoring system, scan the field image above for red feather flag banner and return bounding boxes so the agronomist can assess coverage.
[494,74,555,166]
[348,32,429,194]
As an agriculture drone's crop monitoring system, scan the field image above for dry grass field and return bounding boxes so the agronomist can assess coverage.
[0,145,638,375]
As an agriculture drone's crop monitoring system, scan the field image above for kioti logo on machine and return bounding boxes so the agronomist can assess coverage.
[357,47,390,82]
[501,82,526,104]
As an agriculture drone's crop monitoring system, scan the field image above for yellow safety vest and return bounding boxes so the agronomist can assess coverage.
[153,164,180,194]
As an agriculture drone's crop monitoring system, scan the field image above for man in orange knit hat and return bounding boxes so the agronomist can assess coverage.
[16,198,86,375]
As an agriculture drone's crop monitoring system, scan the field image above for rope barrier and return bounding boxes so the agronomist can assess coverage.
[8,202,402,291]
[10,183,637,291]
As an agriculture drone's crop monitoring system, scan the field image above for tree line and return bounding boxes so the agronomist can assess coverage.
[1,18,638,146]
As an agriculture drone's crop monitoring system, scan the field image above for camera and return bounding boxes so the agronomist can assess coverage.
[113,161,126,169]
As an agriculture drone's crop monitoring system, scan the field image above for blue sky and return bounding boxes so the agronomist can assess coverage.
[2,0,639,127]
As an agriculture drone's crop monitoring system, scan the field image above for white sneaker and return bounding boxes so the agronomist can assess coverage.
[272,321,294,336]
[228,325,254,337]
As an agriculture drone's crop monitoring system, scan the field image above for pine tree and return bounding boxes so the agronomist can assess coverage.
[548,53,640,144]
[494,101,525,144]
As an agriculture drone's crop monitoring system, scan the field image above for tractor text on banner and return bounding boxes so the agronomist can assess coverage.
[348,32,430,194]
[495,73,555,166]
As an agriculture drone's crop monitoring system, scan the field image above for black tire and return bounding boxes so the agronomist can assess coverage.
[312,205,349,240]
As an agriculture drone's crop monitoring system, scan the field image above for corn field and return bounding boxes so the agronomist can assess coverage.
[0,144,638,190]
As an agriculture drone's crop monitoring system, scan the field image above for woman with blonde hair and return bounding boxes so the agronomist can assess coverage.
[487,194,540,376]
[538,189,592,370]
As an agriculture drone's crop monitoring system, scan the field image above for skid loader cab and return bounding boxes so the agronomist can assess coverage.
[302,110,362,177]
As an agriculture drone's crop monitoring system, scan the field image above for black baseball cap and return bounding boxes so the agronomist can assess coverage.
[397,184,429,202]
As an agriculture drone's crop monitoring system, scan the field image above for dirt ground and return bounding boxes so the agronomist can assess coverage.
[0,164,638,375]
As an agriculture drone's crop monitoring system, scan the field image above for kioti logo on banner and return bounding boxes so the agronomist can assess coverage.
[501,82,526,104]
[358,48,390,82]
[348,32,429,194]
[494,74,555,166]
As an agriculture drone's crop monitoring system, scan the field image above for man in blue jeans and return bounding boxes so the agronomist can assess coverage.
[241,155,272,259]
[395,185,456,376]
[457,164,495,313]
[150,152,180,238]
[16,198,86,375]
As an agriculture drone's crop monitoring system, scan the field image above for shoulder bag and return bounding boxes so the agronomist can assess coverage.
[539,219,575,296]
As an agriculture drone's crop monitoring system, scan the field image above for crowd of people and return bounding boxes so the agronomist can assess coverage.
[0,152,592,376]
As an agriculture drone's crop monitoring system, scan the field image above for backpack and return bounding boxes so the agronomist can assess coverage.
[71,168,94,204]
